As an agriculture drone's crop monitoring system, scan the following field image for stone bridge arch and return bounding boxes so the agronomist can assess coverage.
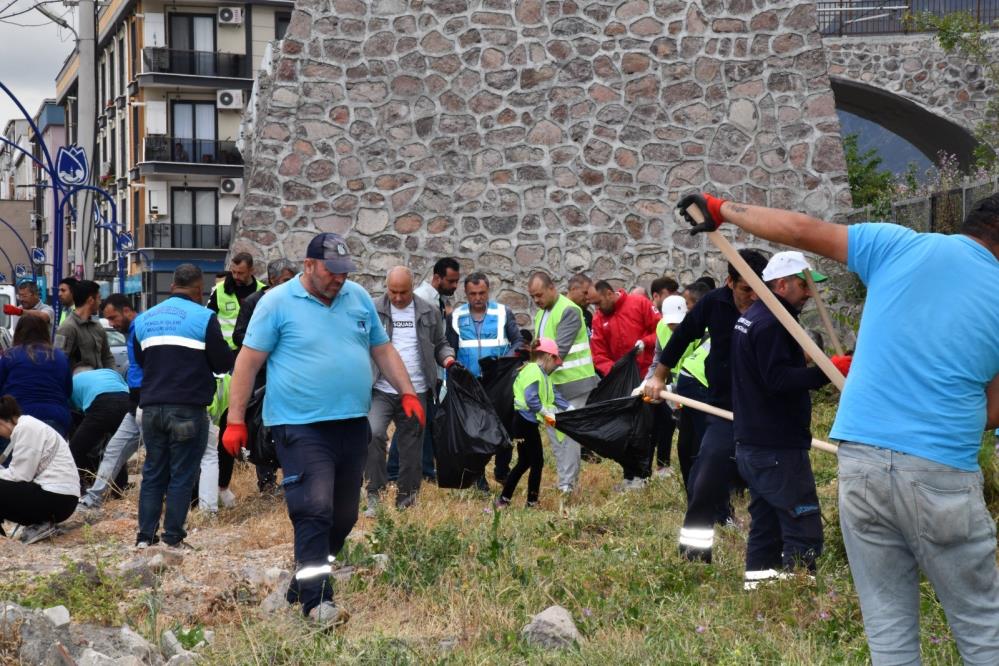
[823,34,997,167]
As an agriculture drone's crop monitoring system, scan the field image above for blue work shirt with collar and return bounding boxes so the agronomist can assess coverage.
[243,275,390,426]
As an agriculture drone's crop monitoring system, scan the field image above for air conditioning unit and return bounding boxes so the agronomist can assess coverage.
[220,177,243,196]
[217,6,243,25]
[217,89,244,110]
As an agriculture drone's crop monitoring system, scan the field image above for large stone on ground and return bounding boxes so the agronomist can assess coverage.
[521,605,580,648]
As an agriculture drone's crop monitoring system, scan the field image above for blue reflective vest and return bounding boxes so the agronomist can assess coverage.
[451,301,509,378]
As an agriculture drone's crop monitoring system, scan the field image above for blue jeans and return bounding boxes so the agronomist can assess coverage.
[838,442,999,665]
[137,405,209,545]
[388,400,436,481]
[273,418,368,614]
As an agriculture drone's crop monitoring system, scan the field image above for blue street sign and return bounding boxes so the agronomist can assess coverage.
[14,264,27,278]
[125,273,142,294]
[119,231,133,251]
[30,247,45,265]
[0,272,6,283]
[55,145,89,186]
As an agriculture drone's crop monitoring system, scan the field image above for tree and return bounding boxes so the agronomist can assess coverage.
[842,133,895,212]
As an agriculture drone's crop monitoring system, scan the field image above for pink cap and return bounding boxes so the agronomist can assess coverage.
[536,337,562,364]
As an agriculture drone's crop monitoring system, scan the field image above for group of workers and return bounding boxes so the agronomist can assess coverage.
[0,191,997,664]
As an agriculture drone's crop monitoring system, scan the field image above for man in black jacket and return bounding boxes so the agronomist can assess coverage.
[732,251,840,589]
[644,249,767,563]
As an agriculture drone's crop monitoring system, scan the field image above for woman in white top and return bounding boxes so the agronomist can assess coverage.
[0,394,80,544]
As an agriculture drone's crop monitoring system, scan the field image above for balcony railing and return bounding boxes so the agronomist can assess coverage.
[145,223,232,250]
[818,0,999,36]
[144,136,243,165]
[142,47,247,78]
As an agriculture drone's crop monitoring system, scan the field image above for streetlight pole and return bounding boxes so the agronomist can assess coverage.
[76,0,98,279]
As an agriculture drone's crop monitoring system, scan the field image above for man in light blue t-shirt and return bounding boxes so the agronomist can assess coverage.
[222,233,424,627]
[675,191,999,665]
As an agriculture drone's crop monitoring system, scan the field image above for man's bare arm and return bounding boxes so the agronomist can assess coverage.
[720,202,849,264]
[227,347,268,424]
[986,373,999,430]
[370,343,416,395]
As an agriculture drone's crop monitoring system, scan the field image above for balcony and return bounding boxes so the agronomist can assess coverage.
[142,47,247,78]
[144,136,243,166]
[144,223,231,250]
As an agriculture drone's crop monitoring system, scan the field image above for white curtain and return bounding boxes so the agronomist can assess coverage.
[192,17,213,51]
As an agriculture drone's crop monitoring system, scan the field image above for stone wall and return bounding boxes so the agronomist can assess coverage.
[233,0,852,313]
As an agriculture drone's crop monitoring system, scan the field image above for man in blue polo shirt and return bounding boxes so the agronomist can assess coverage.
[676,192,999,665]
[223,232,424,627]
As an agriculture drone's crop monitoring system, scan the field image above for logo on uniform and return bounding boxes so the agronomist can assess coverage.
[357,320,367,332]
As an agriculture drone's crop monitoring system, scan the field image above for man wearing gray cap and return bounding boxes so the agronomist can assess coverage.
[223,233,423,626]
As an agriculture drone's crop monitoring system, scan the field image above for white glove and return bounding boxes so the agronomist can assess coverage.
[631,380,646,397]
[634,340,645,352]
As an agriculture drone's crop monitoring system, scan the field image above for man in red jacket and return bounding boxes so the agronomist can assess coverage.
[589,281,660,377]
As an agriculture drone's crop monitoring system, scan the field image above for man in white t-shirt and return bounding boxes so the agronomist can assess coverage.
[365,267,456,513]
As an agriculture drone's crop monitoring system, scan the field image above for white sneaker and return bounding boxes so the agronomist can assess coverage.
[363,494,378,518]
[655,466,673,478]
[557,485,573,495]
[616,478,648,493]
[219,488,237,508]
[308,601,349,627]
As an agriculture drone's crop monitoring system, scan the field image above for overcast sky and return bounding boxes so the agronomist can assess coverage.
[0,3,77,131]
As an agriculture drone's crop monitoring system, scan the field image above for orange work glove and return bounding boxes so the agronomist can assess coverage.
[222,422,248,458]
[831,355,853,377]
[401,393,426,428]
[677,193,726,234]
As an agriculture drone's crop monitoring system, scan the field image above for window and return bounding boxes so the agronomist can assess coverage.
[170,101,216,163]
[109,49,115,99]
[100,62,107,106]
[118,36,126,90]
[169,14,215,75]
[275,12,291,40]
[110,128,116,174]
[170,187,219,248]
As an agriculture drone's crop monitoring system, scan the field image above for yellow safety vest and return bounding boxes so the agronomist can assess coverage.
[214,279,265,349]
[534,294,595,386]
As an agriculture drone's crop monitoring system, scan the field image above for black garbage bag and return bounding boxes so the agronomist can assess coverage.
[433,365,512,489]
[587,347,642,405]
[246,386,278,469]
[479,352,528,438]
[554,396,654,471]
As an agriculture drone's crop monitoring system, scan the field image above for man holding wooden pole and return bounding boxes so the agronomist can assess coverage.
[731,251,850,591]
[672,191,999,665]
[644,249,768,563]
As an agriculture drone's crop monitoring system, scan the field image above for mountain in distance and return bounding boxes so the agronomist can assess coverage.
[837,110,933,180]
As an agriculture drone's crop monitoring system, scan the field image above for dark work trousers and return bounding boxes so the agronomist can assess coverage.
[273,418,369,615]
[735,445,823,573]
[0,480,77,531]
[216,408,278,491]
[69,393,131,485]
[493,440,513,482]
[387,399,437,481]
[652,403,676,468]
[366,389,428,504]
[675,374,710,492]
[678,415,741,562]
[501,416,544,505]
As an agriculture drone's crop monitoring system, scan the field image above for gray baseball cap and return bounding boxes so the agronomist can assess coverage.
[306,233,357,273]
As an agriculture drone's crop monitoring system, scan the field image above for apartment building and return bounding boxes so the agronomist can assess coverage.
[55,0,292,307]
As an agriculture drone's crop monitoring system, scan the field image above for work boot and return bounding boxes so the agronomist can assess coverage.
[308,601,349,628]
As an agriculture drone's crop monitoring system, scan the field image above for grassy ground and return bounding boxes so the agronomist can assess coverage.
[197,392,993,665]
[0,392,993,664]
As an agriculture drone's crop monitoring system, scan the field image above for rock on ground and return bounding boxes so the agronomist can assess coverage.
[521,605,581,649]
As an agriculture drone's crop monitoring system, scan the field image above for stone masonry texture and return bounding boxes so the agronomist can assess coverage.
[233,0,853,313]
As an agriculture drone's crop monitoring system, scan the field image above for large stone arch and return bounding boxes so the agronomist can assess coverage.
[824,34,997,168]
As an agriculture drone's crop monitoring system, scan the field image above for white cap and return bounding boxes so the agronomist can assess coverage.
[762,251,827,282]
[660,294,687,324]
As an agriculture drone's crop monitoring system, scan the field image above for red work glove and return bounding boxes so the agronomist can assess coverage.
[443,357,456,369]
[222,422,248,458]
[3,304,23,316]
[544,414,556,427]
[401,393,426,428]
[677,193,726,234]
[831,355,852,377]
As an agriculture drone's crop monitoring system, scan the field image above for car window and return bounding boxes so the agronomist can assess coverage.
[105,328,126,346]
[0,293,9,330]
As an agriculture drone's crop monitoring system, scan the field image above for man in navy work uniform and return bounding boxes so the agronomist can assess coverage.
[223,232,424,627]
[644,249,768,563]
[132,264,233,549]
[676,191,999,665]
[731,251,850,590]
